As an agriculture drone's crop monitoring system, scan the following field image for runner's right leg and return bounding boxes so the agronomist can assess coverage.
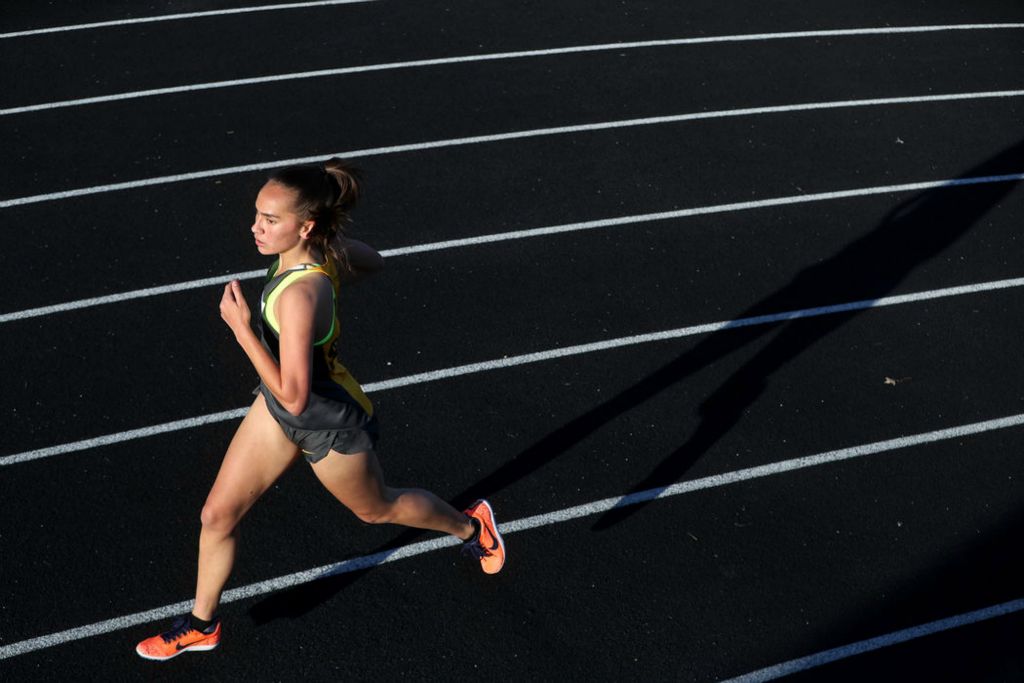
[193,392,300,619]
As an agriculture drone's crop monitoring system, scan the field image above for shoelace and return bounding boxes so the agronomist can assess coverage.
[461,538,492,559]
[160,616,194,643]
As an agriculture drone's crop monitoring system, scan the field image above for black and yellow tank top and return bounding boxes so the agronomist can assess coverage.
[258,257,374,428]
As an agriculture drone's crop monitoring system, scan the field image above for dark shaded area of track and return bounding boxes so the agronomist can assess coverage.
[2,1,1023,681]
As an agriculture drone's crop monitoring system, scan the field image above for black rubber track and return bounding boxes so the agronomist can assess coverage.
[1,1,1022,681]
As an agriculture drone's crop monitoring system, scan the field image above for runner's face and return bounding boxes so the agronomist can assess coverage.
[251,182,311,255]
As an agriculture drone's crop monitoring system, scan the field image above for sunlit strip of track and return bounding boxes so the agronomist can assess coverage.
[4,24,1023,116]
[1,411,1021,660]
[2,89,1022,209]
[4,274,1024,466]
[2,172,1021,324]
[0,0,378,39]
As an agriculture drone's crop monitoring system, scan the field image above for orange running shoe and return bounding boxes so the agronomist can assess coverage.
[462,499,506,574]
[135,615,221,661]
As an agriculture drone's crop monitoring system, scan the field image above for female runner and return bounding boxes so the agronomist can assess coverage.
[136,158,505,661]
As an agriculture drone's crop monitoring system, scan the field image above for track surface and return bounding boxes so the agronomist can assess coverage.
[1,1,1023,681]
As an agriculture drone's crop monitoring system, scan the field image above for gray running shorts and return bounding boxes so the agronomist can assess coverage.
[277,417,379,463]
[257,384,379,463]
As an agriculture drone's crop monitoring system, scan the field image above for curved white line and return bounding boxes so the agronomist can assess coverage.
[0,0,378,39]
[1,412,1022,660]
[2,172,1020,324]
[3,24,1023,116]
[2,88,1022,210]
[4,274,1024,466]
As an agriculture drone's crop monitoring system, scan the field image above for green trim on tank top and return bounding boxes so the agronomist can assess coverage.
[261,260,336,346]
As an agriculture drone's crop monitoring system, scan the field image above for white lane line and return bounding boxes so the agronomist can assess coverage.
[4,24,1023,116]
[0,271,267,323]
[0,0,378,39]
[721,598,1024,682]
[3,172,1021,324]
[4,274,1024,467]
[5,17,1020,42]
[2,411,1022,660]
[2,88,1022,209]
[0,408,251,466]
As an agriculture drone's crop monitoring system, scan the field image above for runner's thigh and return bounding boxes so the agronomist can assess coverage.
[205,393,301,517]
[309,449,388,512]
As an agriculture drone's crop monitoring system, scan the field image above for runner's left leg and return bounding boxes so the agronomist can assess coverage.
[309,449,474,539]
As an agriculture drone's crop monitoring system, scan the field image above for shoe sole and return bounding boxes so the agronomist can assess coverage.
[473,499,506,574]
[135,641,219,661]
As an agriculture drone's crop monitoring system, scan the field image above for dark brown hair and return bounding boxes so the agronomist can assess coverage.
[267,157,362,269]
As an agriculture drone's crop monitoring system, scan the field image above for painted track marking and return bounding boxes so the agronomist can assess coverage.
[3,89,1023,209]
[1,411,1021,660]
[0,1,378,39]
[4,273,1024,466]
[4,24,1023,116]
[2,172,1021,324]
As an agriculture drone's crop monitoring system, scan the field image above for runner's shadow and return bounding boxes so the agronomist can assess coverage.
[587,140,1024,529]
[447,138,1023,528]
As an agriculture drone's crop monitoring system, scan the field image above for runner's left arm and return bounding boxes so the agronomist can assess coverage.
[334,236,384,284]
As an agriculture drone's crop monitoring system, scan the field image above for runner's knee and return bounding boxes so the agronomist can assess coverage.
[200,500,242,534]
[350,502,393,525]
[349,489,398,524]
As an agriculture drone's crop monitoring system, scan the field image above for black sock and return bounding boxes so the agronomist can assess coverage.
[189,613,217,632]
[464,517,481,543]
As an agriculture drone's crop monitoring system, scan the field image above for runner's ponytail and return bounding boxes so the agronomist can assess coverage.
[267,157,363,272]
